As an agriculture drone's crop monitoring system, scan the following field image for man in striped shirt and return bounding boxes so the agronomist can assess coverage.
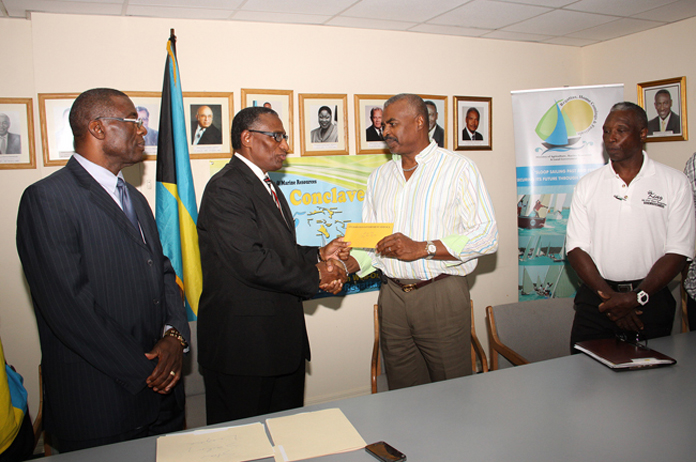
[346,94,498,390]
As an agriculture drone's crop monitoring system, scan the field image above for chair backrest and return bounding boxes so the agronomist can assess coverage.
[486,297,575,370]
[470,300,488,373]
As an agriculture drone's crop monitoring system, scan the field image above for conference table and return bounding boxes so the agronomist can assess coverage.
[44,332,696,461]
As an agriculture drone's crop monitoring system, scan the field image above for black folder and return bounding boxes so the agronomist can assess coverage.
[574,338,676,371]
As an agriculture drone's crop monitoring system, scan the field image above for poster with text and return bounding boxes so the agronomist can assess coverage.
[512,84,623,301]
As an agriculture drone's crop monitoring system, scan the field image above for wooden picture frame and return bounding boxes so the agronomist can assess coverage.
[241,89,294,153]
[0,97,36,169]
[354,94,391,155]
[38,93,79,166]
[419,94,448,149]
[637,77,688,142]
[298,93,349,156]
[184,92,234,159]
[454,96,492,151]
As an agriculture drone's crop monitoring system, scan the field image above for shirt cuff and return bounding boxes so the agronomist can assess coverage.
[441,234,470,267]
[351,248,377,278]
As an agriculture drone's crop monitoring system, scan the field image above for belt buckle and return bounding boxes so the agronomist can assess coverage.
[616,283,633,293]
[402,283,417,293]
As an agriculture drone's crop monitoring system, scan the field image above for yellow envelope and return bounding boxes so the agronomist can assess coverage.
[343,223,393,248]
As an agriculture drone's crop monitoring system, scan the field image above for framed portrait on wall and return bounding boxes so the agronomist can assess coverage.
[126,91,161,159]
[241,89,294,153]
[454,96,492,151]
[419,94,448,149]
[637,77,688,142]
[39,93,79,166]
[299,94,349,156]
[184,92,233,159]
[0,97,36,169]
[354,94,391,155]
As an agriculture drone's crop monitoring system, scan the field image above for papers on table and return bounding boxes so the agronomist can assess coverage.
[156,408,366,462]
[156,423,274,462]
[267,408,367,461]
[343,223,393,248]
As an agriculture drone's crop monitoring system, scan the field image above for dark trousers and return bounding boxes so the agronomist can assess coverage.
[686,294,696,331]
[0,411,35,461]
[203,361,305,425]
[51,391,184,453]
[570,283,675,353]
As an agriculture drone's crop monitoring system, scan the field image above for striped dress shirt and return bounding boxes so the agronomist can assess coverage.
[355,141,498,280]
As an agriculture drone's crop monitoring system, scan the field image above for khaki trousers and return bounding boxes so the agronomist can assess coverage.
[379,274,472,390]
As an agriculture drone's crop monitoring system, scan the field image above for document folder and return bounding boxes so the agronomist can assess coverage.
[574,338,676,371]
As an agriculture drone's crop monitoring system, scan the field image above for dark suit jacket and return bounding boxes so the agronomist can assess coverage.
[432,124,444,147]
[191,123,222,145]
[2,132,21,154]
[648,111,681,135]
[462,129,483,141]
[366,125,383,141]
[197,156,319,377]
[16,157,189,442]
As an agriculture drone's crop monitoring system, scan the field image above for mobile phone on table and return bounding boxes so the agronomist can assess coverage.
[365,441,406,462]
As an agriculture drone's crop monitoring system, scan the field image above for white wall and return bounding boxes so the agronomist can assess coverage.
[8,12,692,418]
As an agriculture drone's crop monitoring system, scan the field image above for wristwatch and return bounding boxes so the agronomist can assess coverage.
[425,241,437,260]
[635,290,649,306]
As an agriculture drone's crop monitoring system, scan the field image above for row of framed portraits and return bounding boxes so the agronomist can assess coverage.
[0,90,493,169]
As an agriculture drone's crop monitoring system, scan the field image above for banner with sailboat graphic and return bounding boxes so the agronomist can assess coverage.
[512,84,623,301]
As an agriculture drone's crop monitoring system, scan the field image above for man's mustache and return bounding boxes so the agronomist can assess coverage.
[383,135,397,143]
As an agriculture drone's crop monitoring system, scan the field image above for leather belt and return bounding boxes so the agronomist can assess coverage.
[384,274,450,293]
[605,279,643,293]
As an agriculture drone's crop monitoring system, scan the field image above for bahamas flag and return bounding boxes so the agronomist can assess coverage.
[156,32,202,320]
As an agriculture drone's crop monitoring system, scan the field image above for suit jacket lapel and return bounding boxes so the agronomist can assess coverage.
[233,158,293,234]
[67,158,150,249]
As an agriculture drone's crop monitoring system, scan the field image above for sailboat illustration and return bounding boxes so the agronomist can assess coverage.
[536,101,580,149]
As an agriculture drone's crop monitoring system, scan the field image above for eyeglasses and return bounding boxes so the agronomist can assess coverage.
[96,117,144,129]
[616,332,648,349]
[248,130,288,143]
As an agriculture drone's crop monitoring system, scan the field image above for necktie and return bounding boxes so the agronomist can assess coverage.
[661,119,666,131]
[194,128,204,145]
[0,136,5,154]
[117,178,139,229]
[264,176,288,226]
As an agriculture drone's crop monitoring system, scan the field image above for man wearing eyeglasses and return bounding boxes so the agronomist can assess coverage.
[567,102,695,349]
[16,88,190,452]
[197,106,349,424]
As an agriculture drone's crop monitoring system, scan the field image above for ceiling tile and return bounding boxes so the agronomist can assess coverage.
[542,36,598,46]
[482,29,554,42]
[130,0,242,8]
[567,17,664,40]
[503,9,616,35]
[341,0,465,23]
[326,16,416,31]
[127,5,233,19]
[231,11,331,25]
[429,0,552,30]
[495,0,575,6]
[410,23,490,36]
[566,0,677,16]
[4,0,122,17]
[632,0,696,22]
[240,0,356,16]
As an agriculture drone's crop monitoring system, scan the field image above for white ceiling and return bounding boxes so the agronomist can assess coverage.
[2,0,696,47]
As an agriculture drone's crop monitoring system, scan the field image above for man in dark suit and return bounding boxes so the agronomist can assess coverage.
[16,88,189,452]
[197,106,348,425]
[191,105,222,145]
[365,107,384,141]
[647,89,681,135]
[462,107,483,141]
[0,113,21,154]
[425,100,444,147]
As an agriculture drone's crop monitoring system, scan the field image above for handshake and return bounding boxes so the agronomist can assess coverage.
[316,237,353,294]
